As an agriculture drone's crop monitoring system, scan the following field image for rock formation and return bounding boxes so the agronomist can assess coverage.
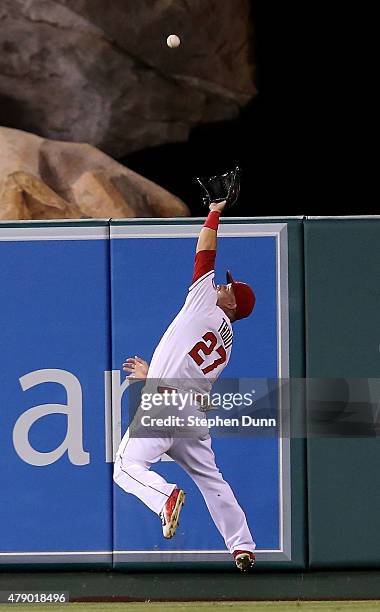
[0,127,189,219]
[0,0,255,157]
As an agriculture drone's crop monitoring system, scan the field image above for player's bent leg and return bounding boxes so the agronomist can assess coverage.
[113,435,176,516]
[169,436,256,556]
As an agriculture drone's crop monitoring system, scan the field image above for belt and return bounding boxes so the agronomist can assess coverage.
[157,386,178,394]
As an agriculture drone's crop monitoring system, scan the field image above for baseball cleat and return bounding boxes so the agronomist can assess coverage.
[233,550,256,572]
[160,488,185,539]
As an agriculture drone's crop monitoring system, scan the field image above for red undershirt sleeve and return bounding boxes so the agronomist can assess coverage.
[192,250,216,284]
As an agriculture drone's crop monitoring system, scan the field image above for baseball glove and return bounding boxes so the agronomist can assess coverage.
[196,166,241,209]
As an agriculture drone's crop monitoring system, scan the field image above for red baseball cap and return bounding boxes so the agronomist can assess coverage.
[226,270,256,320]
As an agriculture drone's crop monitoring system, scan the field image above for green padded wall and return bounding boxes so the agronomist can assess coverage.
[305,218,380,568]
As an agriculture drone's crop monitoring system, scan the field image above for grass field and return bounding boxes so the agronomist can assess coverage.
[0,602,379,612]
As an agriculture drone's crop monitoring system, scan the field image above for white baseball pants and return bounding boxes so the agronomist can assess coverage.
[113,432,256,554]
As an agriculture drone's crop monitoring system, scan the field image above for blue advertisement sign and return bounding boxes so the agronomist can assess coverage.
[0,225,112,565]
[111,221,291,564]
[0,220,291,567]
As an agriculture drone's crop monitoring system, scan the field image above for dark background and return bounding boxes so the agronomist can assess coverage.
[121,4,369,218]
[120,3,305,217]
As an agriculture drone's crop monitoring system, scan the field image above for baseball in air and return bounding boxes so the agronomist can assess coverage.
[167,34,181,48]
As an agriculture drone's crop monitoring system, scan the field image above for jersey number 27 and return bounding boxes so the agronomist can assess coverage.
[188,332,226,375]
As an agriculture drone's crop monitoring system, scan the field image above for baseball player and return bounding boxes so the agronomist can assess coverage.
[114,201,256,572]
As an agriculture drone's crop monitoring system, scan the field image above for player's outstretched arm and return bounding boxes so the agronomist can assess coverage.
[195,201,226,254]
[192,201,226,284]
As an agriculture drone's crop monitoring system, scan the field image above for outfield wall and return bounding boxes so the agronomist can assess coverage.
[0,217,378,570]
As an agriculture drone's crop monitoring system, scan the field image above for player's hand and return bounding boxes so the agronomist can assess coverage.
[122,356,149,380]
[209,200,227,213]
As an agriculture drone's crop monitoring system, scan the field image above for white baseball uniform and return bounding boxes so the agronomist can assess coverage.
[114,250,256,554]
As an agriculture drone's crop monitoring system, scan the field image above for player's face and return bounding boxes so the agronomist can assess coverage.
[216,283,237,310]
